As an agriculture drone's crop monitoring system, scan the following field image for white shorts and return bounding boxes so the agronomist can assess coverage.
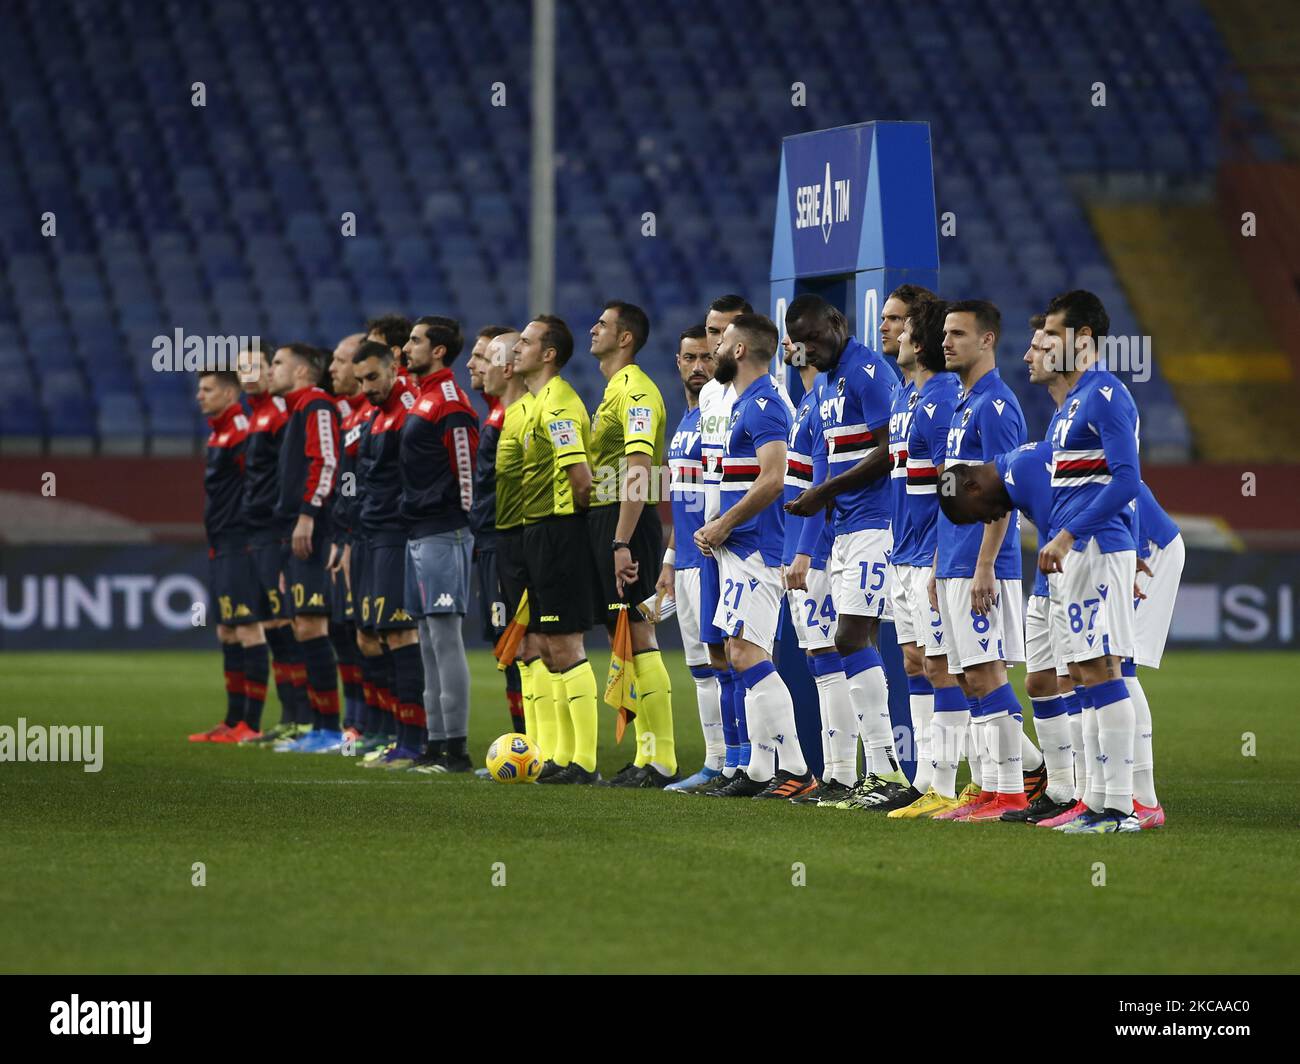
[1048,539,1136,663]
[784,565,837,651]
[935,575,1026,672]
[829,528,893,618]
[1025,593,1069,677]
[890,563,944,653]
[674,566,710,667]
[1134,534,1184,669]
[712,545,784,655]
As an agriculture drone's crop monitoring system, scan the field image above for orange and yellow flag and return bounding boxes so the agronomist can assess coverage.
[603,605,638,743]
[493,590,529,672]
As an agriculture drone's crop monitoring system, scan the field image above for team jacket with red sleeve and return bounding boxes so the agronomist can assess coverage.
[241,391,290,539]
[358,376,418,544]
[331,393,375,548]
[399,367,479,539]
[204,401,250,549]
[274,385,341,531]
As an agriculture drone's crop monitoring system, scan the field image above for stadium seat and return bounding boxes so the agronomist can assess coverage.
[0,0,1223,456]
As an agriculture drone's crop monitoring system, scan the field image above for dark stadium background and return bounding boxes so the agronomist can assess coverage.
[0,0,1297,652]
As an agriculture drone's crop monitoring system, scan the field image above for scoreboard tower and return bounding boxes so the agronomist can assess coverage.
[769,120,940,780]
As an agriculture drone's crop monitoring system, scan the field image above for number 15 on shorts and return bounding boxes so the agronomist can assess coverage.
[859,561,886,591]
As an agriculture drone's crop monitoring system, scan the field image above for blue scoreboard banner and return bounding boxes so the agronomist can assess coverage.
[768,120,941,778]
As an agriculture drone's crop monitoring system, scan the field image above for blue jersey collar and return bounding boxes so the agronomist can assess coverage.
[957,366,1000,405]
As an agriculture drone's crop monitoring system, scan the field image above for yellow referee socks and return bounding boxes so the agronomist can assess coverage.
[527,658,560,764]
[518,658,536,743]
[561,659,599,772]
[551,669,575,767]
[633,649,676,775]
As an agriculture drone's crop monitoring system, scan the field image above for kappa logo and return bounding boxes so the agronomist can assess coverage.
[307,593,325,608]
[433,594,454,608]
[1100,386,1114,401]
[992,399,1006,415]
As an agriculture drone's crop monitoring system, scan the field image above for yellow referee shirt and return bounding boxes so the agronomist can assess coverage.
[495,390,535,531]
[521,374,591,523]
[589,363,666,507]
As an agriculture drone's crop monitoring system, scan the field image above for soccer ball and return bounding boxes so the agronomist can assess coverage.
[485,733,543,783]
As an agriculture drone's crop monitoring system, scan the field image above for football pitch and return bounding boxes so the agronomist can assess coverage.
[1,649,1296,974]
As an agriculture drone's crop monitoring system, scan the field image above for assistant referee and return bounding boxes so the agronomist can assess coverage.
[585,301,677,788]
[514,315,602,785]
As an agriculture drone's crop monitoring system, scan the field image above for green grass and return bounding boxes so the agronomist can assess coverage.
[1,649,1297,973]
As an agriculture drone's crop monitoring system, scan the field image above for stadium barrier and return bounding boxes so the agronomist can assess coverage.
[3,543,1292,652]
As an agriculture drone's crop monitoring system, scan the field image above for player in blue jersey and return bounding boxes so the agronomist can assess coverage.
[695,314,814,800]
[783,294,906,810]
[1037,290,1144,834]
[879,287,960,814]
[1123,481,1182,829]
[695,295,758,786]
[882,297,984,818]
[929,301,1041,822]
[777,331,850,805]
[935,452,1178,832]
[938,439,1082,825]
[657,324,725,792]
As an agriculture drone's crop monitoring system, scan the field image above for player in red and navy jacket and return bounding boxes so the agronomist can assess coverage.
[399,316,480,773]
[234,344,316,742]
[267,343,345,750]
[325,333,374,740]
[1037,289,1144,833]
[189,368,271,744]
[351,339,424,764]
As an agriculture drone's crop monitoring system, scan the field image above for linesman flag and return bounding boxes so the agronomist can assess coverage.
[493,590,529,672]
[603,604,638,743]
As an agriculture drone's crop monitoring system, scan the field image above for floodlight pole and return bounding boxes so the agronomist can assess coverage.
[529,0,556,314]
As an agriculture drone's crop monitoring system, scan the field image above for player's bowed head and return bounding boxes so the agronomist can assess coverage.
[936,462,1015,526]
[784,293,850,371]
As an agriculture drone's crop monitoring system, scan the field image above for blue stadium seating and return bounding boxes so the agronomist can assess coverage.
[0,0,1233,454]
